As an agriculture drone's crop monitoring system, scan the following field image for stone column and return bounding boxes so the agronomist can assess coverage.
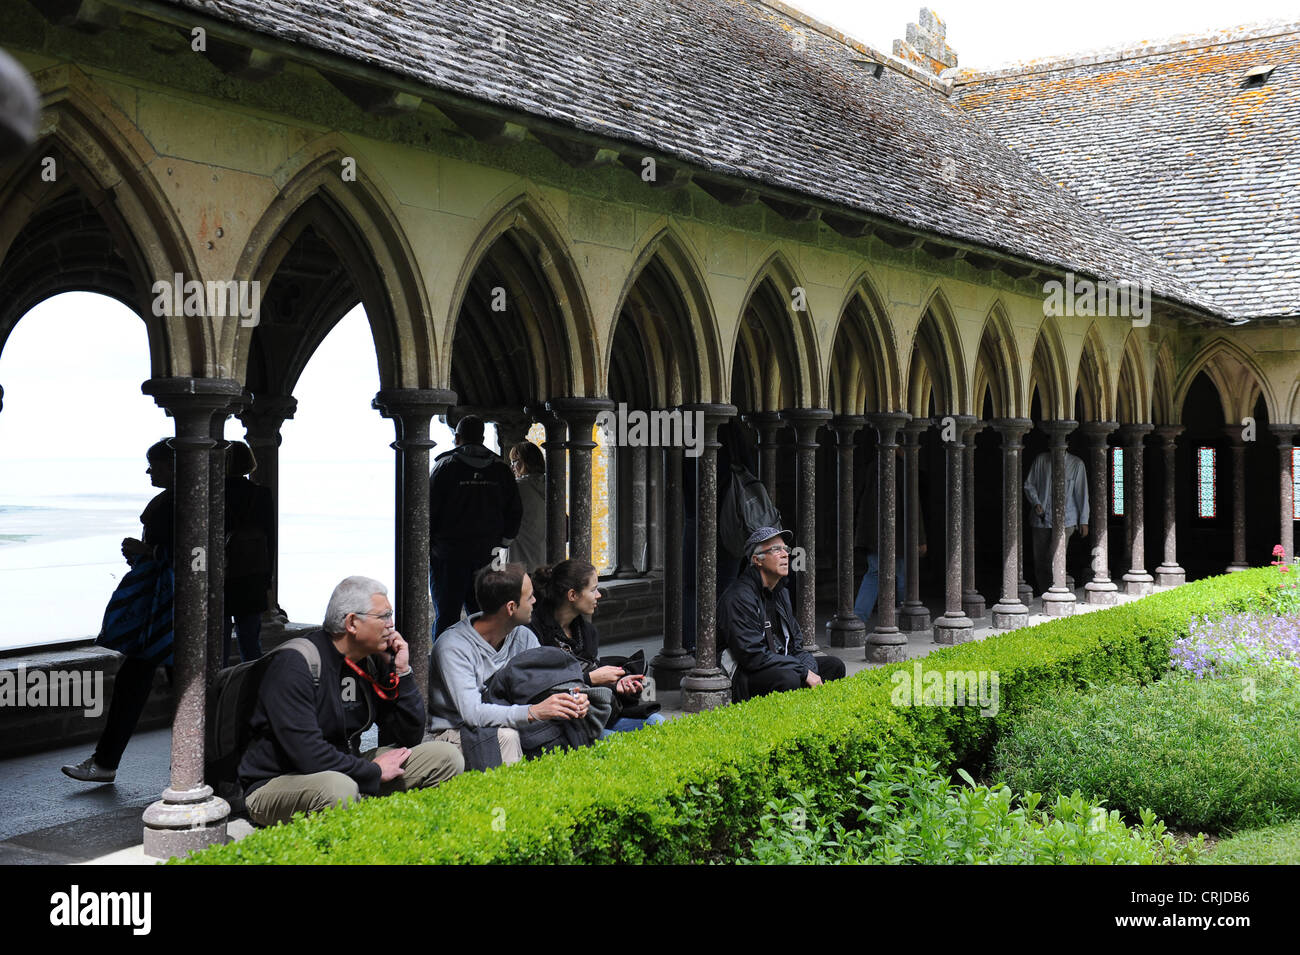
[865,412,910,661]
[373,389,455,704]
[237,395,296,614]
[613,443,638,577]
[535,405,568,563]
[899,418,932,633]
[1040,420,1078,615]
[646,442,664,575]
[1272,424,1299,563]
[206,397,240,684]
[780,407,833,654]
[934,414,976,643]
[961,419,985,619]
[744,410,783,501]
[492,411,531,457]
[1223,428,1248,572]
[547,398,614,565]
[1154,425,1187,586]
[650,442,693,689]
[140,377,243,858]
[991,418,1032,628]
[681,403,737,712]
[828,415,866,647]
[1121,423,1155,595]
[1080,421,1119,604]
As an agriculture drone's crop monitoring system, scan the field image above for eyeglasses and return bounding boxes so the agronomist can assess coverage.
[354,610,394,623]
[759,545,791,556]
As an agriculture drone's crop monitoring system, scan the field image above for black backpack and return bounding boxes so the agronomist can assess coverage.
[719,464,782,559]
[205,637,320,811]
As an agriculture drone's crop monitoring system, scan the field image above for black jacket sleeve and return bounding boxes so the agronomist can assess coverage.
[259,651,383,795]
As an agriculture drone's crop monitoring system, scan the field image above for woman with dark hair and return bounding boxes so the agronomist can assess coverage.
[530,559,665,734]
[507,440,546,573]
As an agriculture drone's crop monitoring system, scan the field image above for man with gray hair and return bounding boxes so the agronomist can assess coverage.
[238,575,463,827]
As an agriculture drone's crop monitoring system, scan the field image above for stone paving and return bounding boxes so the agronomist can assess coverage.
[0,586,1160,864]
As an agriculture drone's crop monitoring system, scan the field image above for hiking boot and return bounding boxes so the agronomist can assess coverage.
[61,757,116,783]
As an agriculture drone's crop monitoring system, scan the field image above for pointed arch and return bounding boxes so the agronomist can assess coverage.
[972,301,1022,420]
[732,250,822,409]
[0,77,200,375]
[906,287,969,416]
[1075,322,1114,423]
[1175,335,1274,425]
[449,190,598,399]
[1027,318,1070,421]
[611,224,723,405]
[233,138,432,391]
[828,269,900,415]
[1151,337,1177,426]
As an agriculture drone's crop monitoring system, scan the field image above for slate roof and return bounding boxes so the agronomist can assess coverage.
[955,21,1300,321]
[152,0,1228,318]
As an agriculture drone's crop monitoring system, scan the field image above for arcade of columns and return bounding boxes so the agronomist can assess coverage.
[5,50,1300,857]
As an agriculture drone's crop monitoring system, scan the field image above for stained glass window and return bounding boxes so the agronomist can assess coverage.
[1197,447,1216,518]
[1111,447,1124,516]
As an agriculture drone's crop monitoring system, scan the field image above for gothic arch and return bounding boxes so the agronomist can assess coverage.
[732,250,822,409]
[1175,336,1274,424]
[0,80,200,375]
[1075,322,1114,423]
[972,301,1023,420]
[828,270,901,415]
[233,139,432,391]
[905,288,968,416]
[1027,318,1070,421]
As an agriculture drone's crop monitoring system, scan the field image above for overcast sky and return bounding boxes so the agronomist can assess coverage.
[790,0,1297,68]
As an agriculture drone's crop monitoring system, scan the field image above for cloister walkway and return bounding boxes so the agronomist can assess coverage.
[0,583,1169,865]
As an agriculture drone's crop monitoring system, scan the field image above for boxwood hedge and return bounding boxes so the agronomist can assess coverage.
[182,568,1279,864]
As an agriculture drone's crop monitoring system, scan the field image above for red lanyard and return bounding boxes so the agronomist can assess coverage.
[344,658,399,701]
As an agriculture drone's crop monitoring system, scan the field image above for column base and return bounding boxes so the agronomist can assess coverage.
[680,668,731,712]
[1226,562,1250,573]
[1041,589,1076,615]
[1017,581,1034,606]
[142,786,230,860]
[865,626,908,663]
[932,614,974,644]
[990,601,1028,629]
[828,614,867,647]
[961,592,985,620]
[1154,565,1186,587]
[898,602,931,632]
[649,649,696,691]
[1123,572,1154,596]
[1085,580,1119,605]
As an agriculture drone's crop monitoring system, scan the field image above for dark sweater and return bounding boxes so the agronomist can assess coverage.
[238,628,425,797]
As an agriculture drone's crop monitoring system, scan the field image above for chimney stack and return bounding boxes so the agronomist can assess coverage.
[892,8,958,75]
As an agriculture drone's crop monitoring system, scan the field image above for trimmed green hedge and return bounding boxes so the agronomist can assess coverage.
[183,568,1278,864]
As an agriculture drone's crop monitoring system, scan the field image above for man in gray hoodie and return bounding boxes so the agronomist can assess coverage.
[429,415,522,639]
[428,563,587,765]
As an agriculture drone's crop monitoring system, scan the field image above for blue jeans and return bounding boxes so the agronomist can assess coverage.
[600,711,667,738]
[854,553,906,622]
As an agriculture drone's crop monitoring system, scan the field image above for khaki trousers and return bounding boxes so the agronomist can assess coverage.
[430,727,523,766]
[246,740,464,827]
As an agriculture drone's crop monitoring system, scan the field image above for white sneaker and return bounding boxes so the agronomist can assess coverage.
[61,756,116,783]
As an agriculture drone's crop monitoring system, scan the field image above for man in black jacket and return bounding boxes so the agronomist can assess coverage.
[718,527,847,701]
[239,576,463,827]
[429,415,523,639]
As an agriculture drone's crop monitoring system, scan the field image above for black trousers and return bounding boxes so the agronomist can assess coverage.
[735,653,847,701]
[93,656,167,770]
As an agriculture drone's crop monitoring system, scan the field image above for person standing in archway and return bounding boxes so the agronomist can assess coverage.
[1023,449,1089,597]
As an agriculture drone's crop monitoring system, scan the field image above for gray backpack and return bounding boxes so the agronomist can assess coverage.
[720,464,781,559]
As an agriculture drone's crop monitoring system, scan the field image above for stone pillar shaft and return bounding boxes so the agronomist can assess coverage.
[539,409,568,563]
[866,412,910,660]
[899,419,931,633]
[991,419,1032,627]
[1223,430,1247,571]
[547,398,614,565]
[780,408,833,655]
[1272,425,1299,563]
[207,406,233,684]
[374,389,454,704]
[934,415,975,643]
[1041,420,1078,615]
[647,443,664,575]
[651,443,692,688]
[237,396,296,610]
[1081,422,1119,604]
[681,404,737,712]
[1121,423,1155,594]
[744,411,783,501]
[1154,425,1186,586]
[140,377,243,858]
[828,416,866,647]
[961,421,985,619]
